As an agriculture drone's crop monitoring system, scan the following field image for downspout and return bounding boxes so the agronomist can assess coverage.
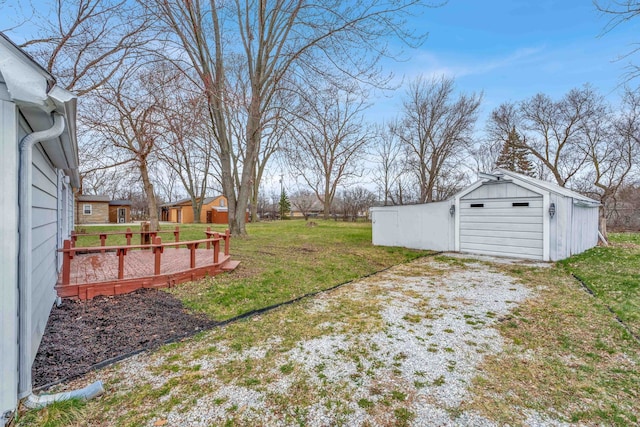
[18,113,66,399]
[17,113,105,414]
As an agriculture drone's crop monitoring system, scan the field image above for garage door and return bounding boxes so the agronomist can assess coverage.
[459,197,543,260]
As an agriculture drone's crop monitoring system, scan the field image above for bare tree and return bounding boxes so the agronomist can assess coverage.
[290,189,318,220]
[394,75,481,203]
[595,0,640,82]
[340,186,376,221]
[580,87,640,238]
[286,84,371,218]
[151,0,431,235]
[83,66,164,230]
[154,65,217,224]
[9,0,153,96]
[371,123,407,205]
[489,86,603,187]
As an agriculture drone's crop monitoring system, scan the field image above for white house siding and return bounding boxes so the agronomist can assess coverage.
[29,142,59,363]
[372,202,454,251]
[0,90,19,420]
[459,182,544,260]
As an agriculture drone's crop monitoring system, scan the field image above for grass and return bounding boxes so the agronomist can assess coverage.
[74,220,428,321]
[559,232,640,338]
[462,234,640,426]
[21,227,640,426]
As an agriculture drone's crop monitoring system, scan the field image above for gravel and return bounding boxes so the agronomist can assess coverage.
[61,257,566,426]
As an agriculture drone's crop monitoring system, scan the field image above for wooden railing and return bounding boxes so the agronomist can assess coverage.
[71,227,183,248]
[59,229,231,286]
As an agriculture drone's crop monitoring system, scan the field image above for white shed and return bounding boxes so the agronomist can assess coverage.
[1,33,79,424]
[371,169,599,262]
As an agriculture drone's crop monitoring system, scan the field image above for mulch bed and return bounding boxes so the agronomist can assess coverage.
[32,289,215,388]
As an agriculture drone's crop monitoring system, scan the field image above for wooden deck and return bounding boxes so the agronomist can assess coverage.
[56,230,239,300]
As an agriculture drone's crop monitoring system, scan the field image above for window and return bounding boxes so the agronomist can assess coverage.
[83,204,92,215]
[512,202,530,207]
[220,199,225,207]
[470,203,484,208]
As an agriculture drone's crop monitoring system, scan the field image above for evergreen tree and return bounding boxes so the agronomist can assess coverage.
[495,127,534,175]
[279,189,291,219]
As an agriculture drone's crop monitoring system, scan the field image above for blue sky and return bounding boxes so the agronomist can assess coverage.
[371,0,639,122]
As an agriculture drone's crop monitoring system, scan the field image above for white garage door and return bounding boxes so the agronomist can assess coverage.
[459,197,543,260]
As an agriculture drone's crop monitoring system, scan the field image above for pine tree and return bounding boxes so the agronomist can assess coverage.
[495,126,534,176]
[279,189,291,219]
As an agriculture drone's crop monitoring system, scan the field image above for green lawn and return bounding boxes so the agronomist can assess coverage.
[74,220,430,321]
[19,226,640,426]
[559,232,640,338]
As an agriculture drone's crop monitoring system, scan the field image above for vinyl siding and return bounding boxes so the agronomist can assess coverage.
[30,143,58,363]
[372,202,454,251]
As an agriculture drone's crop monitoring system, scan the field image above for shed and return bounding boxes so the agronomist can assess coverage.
[109,200,131,223]
[0,33,79,424]
[371,169,600,261]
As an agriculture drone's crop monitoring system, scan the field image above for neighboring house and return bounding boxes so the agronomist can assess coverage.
[0,33,79,424]
[75,195,132,224]
[76,195,109,224]
[290,197,323,219]
[164,196,248,224]
[108,199,132,223]
[371,169,600,261]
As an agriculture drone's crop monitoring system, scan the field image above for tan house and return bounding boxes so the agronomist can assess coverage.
[76,195,110,224]
[163,196,248,224]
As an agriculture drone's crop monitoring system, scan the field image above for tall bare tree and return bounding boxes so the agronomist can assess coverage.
[489,86,603,187]
[394,75,481,203]
[372,123,407,206]
[151,0,431,235]
[154,65,217,223]
[580,87,640,238]
[83,66,165,230]
[286,85,371,218]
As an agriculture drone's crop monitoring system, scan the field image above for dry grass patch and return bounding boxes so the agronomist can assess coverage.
[462,265,640,426]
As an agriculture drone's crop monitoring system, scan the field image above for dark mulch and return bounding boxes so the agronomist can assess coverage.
[33,289,215,388]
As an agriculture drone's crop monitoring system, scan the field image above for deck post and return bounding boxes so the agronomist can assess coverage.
[224,229,230,256]
[206,227,211,249]
[62,240,71,285]
[188,243,198,268]
[99,233,107,253]
[213,233,220,264]
[125,228,132,246]
[174,226,180,248]
[154,236,163,275]
[117,248,127,279]
[70,230,77,248]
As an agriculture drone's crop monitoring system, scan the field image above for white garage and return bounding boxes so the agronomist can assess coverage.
[371,169,600,261]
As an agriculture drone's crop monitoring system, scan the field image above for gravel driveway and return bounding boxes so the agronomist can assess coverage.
[64,256,563,426]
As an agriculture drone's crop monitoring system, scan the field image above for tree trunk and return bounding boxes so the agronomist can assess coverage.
[599,205,608,242]
[139,160,159,231]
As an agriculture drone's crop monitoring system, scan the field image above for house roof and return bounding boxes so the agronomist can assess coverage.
[0,32,80,188]
[77,195,110,202]
[163,195,224,207]
[109,199,132,206]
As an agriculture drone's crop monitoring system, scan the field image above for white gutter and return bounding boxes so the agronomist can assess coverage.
[18,113,65,398]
